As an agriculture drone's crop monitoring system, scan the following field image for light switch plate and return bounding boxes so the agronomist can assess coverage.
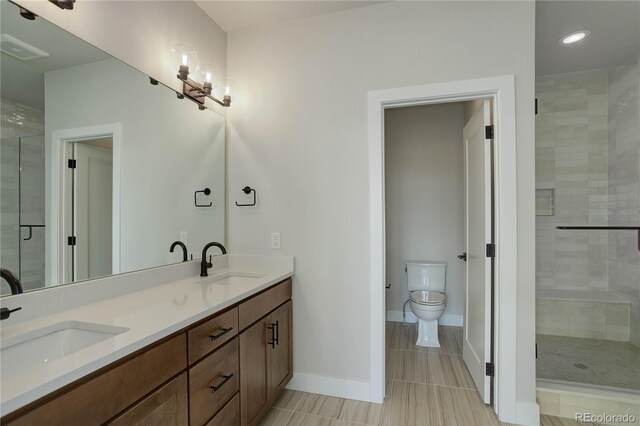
[271,232,281,249]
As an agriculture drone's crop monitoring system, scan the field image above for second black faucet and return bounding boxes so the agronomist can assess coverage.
[200,242,227,277]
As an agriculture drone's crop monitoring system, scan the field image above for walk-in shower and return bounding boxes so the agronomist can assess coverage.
[1,101,46,295]
[534,52,640,419]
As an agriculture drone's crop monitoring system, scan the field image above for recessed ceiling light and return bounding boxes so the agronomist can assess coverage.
[559,30,591,45]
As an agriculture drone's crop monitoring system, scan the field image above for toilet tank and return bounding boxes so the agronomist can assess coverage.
[406,260,447,292]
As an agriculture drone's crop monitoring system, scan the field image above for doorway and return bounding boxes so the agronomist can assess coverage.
[368,76,520,423]
[384,100,495,405]
[66,137,114,282]
[49,123,121,285]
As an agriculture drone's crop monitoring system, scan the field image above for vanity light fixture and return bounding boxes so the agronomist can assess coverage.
[170,43,232,109]
[559,30,591,45]
[49,0,76,10]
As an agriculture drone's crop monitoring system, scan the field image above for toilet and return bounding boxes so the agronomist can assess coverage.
[406,260,447,347]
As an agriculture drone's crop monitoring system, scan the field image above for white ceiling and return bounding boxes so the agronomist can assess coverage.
[536,1,640,76]
[195,1,386,33]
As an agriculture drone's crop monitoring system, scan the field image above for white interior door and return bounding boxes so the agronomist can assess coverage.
[462,100,493,404]
[74,143,113,281]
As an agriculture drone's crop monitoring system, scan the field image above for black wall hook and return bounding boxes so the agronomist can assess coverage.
[195,188,212,207]
[235,186,256,207]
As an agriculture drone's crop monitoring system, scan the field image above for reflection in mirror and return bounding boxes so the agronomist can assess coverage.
[0,1,225,296]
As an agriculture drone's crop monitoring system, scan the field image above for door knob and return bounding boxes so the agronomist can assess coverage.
[457,252,467,261]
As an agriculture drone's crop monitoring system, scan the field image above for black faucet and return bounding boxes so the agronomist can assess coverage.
[1,306,22,320]
[200,242,227,277]
[1,268,23,295]
[170,241,188,262]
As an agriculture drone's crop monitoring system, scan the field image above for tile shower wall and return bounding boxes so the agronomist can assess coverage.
[536,71,610,290]
[0,98,45,294]
[536,298,630,341]
[607,64,640,347]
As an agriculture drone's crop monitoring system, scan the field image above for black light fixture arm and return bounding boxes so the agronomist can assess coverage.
[179,75,230,108]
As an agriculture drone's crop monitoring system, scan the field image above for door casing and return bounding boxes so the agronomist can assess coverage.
[49,123,122,286]
[368,75,525,423]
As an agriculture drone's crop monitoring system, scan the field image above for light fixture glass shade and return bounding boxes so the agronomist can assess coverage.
[170,43,200,73]
[220,79,235,97]
[197,63,221,88]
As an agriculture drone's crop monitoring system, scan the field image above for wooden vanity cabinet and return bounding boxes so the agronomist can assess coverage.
[1,278,292,426]
[2,335,187,426]
[239,282,293,426]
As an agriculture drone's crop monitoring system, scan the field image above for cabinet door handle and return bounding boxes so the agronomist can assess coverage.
[209,327,233,341]
[267,323,276,348]
[274,320,279,346]
[210,373,234,393]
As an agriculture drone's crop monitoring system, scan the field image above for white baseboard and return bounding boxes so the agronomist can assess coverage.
[515,401,541,426]
[386,310,463,327]
[285,372,372,403]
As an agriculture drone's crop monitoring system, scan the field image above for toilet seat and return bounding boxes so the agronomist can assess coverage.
[410,290,446,305]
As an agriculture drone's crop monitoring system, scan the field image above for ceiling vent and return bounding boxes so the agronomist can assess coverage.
[0,34,50,61]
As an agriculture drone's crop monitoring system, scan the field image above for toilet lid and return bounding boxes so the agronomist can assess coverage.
[410,291,446,305]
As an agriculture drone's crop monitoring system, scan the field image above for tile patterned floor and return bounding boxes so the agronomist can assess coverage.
[536,334,640,391]
[260,322,595,425]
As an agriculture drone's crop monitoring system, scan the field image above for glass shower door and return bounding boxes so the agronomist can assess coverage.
[18,135,46,291]
[0,135,46,295]
[0,137,21,296]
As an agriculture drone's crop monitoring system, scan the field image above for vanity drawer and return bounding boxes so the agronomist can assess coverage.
[188,307,238,365]
[110,373,188,425]
[5,334,187,426]
[189,338,239,426]
[205,394,239,426]
[238,278,291,331]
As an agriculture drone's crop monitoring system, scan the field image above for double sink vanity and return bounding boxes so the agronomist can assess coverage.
[0,2,294,424]
[0,254,295,425]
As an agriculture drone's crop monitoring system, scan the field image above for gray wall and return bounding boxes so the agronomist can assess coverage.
[227,1,537,412]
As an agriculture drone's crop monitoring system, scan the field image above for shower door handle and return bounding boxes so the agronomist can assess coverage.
[457,252,467,261]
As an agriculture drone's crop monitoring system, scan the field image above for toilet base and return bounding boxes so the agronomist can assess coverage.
[415,319,440,347]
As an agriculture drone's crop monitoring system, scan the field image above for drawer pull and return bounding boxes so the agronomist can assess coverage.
[210,373,234,393]
[209,327,233,341]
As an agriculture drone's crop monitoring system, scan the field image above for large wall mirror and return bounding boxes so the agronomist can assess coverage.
[0,1,225,296]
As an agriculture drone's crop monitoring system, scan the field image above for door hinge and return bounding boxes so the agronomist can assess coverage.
[68,159,77,169]
[485,125,494,140]
[67,236,77,246]
[536,342,538,359]
[486,243,495,258]
[485,362,495,377]
[535,98,539,115]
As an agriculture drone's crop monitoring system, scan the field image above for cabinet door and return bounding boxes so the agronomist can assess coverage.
[267,301,292,400]
[239,319,269,426]
[110,373,188,426]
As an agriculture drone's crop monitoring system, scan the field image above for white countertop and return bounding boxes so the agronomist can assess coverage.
[0,254,294,416]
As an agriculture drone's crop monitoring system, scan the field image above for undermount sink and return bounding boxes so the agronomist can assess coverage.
[1,321,129,380]
[201,272,266,286]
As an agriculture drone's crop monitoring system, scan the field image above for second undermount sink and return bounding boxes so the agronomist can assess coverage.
[202,272,266,286]
[1,321,129,380]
